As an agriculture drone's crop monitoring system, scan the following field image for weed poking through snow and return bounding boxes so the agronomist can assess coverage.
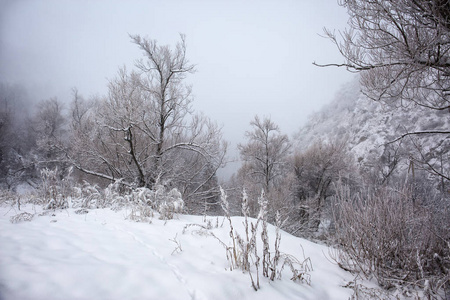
[184,187,312,291]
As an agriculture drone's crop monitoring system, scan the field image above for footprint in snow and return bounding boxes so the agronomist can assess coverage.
[113,226,207,300]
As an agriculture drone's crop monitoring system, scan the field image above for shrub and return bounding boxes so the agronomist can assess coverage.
[332,183,450,297]
[41,167,69,210]
[72,181,103,209]
[154,186,184,220]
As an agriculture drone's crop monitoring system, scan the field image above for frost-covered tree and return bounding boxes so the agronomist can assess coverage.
[318,0,449,112]
[238,116,291,192]
[290,138,356,235]
[314,3,450,289]
[293,139,355,206]
[237,116,291,216]
[69,35,227,208]
[317,0,449,184]
[128,33,197,186]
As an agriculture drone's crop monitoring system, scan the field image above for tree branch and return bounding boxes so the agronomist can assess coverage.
[387,131,450,144]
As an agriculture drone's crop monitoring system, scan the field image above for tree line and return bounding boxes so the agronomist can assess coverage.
[0,34,227,213]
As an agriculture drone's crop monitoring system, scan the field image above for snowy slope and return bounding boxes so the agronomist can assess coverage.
[0,204,355,300]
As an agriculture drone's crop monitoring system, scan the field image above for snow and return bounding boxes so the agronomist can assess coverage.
[0,203,354,300]
[294,77,449,182]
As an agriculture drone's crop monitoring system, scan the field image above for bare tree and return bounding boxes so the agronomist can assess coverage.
[70,88,93,133]
[130,33,196,184]
[317,0,449,113]
[237,116,291,216]
[316,0,449,184]
[294,139,354,205]
[314,3,450,290]
[290,138,356,235]
[239,116,291,193]
[69,35,227,208]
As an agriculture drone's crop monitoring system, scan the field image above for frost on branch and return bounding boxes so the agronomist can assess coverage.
[10,212,34,223]
[157,186,184,220]
[41,167,69,210]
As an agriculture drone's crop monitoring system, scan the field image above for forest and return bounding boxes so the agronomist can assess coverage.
[1,0,449,299]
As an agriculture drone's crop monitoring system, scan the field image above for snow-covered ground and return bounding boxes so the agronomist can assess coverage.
[0,203,356,300]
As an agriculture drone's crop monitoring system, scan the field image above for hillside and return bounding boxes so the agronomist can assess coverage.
[295,78,449,186]
[0,203,356,300]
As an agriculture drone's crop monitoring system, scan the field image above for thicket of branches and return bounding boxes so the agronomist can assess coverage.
[332,183,449,297]
[309,0,450,297]
[224,1,450,295]
[316,0,450,183]
[230,115,448,297]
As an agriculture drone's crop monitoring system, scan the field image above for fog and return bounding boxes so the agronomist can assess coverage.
[1,0,355,178]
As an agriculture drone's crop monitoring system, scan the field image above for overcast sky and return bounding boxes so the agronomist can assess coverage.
[1,0,355,176]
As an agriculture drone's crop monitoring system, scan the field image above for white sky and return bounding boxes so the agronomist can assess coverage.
[0,0,355,177]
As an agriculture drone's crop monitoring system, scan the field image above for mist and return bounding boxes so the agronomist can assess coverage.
[0,0,357,180]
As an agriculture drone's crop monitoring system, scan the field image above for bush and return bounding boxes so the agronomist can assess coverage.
[150,185,184,220]
[41,167,69,210]
[332,183,450,297]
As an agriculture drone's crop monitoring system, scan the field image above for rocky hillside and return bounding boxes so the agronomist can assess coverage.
[295,78,449,189]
